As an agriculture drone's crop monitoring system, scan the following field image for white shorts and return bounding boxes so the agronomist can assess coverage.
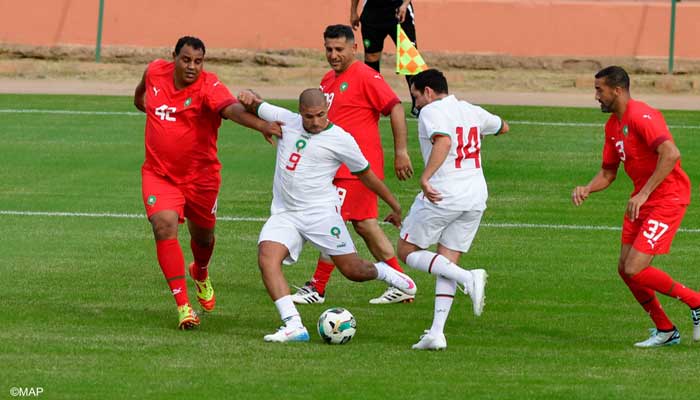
[399,199,483,253]
[258,207,357,265]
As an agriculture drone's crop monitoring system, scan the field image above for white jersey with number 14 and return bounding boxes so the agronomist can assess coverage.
[417,95,502,211]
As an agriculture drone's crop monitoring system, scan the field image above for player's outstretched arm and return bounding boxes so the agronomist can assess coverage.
[237,89,264,114]
[133,70,147,113]
[571,168,617,206]
[356,169,402,228]
[221,102,282,146]
[388,103,414,180]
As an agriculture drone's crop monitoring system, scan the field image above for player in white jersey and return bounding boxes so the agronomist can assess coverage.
[237,88,417,343]
[396,69,510,350]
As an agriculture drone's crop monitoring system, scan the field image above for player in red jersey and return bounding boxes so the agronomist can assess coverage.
[572,66,700,347]
[134,36,281,329]
[291,24,415,305]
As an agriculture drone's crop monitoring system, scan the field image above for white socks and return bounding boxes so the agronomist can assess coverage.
[405,250,473,288]
[430,277,456,335]
[274,295,303,328]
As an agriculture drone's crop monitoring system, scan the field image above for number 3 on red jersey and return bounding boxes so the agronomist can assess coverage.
[455,126,480,169]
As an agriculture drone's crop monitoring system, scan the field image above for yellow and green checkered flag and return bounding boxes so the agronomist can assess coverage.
[396,24,428,75]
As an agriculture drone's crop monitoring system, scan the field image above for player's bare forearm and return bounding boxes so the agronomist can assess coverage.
[572,168,617,206]
[396,0,411,23]
[419,135,449,203]
[389,103,409,154]
[237,89,264,114]
[133,71,147,113]
[350,0,361,28]
[638,140,679,199]
[498,120,510,135]
[222,103,281,144]
[389,103,413,179]
[626,140,680,220]
[420,135,450,185]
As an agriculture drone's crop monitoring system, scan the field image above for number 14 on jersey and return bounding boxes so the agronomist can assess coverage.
[455,126,480,169]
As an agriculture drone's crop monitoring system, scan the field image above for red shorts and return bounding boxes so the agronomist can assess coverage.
[141,166,221,229]
[334,178,378,222]
[621,204,686,255]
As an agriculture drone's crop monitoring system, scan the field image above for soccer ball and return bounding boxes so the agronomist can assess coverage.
[317,307,356,344]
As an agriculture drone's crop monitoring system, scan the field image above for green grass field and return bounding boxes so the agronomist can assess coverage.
[2,94,700,399]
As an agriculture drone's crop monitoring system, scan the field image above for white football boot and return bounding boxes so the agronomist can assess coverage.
[291,282,325,304]
[412,330,447,351]
[634,328,680,348]
[462,269,487,316]
[369,286,415,304]
[378,262,417,296]
[691,308,700,342]
[263,325,310,343]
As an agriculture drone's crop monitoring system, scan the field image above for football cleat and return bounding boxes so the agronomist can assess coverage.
[462,269,487,316]
[412,330,447,351]
[379,263,417,296]
[634,328,681,348]
[189,262,216,312]
[691,307,700,342]
[263,325,310,343]
[369,286,415,304]
[177,303,200,330]
[291,282,325,304]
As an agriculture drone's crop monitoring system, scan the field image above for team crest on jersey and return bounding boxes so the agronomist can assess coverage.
[295,139,308,151]
[363,39,371,48]
[147,195,157,206]
[340,82,349,92]
[623,125,628,135]
[184,98,192,107]
[330,226,341,238]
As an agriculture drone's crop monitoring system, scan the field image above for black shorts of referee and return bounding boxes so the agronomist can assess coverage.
[360,1,417,62]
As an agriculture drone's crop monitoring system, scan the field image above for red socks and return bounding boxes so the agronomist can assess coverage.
[619,269,673,331]
[384,256,404,273]
[630,266,700,309]
[311,260,335,295]
[190,237,215,281]
[156,239,188,306]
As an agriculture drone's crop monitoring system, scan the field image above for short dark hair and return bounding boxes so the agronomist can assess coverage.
[323,25,355,42]
[595,66,629,90]
[410,69,448,94]
[174,36,206,56]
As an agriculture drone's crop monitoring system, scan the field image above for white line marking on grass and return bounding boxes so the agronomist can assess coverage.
[0,210,266,222]
[2,109,699,129]
[0,109,142,116]
[3,210,700,233]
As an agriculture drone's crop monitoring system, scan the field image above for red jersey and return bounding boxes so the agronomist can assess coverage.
[601,99,690,206]
[320,61,401,180]
[143,59,236,184]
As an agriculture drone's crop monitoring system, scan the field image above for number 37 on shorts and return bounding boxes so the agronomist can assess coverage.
[625,205,687,255]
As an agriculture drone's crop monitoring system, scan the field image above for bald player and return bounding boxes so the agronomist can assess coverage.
[237,88,417,343]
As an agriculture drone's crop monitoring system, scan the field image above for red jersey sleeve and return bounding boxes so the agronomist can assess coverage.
[631,109,672,150]
[361,70,401,116]
[202,73,236,113]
